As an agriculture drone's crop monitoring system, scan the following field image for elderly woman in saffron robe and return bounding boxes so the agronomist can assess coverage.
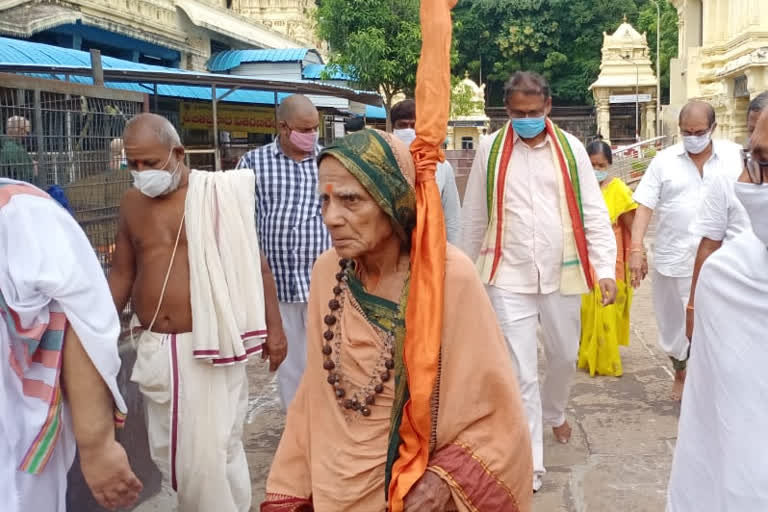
[261,130,532,512]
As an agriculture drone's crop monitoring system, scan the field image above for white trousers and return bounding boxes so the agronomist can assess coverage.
[277,302,308,409]
[487,286,581,480]
[131,330,251,512]
[651,270,691,362]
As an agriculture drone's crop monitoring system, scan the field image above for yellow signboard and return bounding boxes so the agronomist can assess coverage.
[180,102,276,134]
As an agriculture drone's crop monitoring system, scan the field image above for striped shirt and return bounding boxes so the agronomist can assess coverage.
[237,138,330,303]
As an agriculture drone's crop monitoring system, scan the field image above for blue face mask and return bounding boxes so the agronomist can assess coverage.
[594,170,609,182]
[512,117,546,139]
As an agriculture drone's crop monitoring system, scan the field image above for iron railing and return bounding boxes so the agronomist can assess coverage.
[609,135,672,187]
[0,73,145,274]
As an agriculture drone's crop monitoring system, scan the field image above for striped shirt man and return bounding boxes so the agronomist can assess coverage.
[236,118,330,409]
[236,139,330,303]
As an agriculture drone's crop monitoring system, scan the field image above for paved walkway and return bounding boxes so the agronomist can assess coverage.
[243,272,679,511]
[533,274,678,511]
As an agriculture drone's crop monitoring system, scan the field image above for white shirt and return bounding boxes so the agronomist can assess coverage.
[633,140,742,278]
[690,171,751,242]
[436,161,462,246]
[461,128,616,294]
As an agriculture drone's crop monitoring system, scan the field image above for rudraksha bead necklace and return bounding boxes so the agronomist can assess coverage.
[322,258,395,417]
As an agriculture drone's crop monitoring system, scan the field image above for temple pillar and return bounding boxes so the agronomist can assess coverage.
[596,98,611,142]
[645,101,657,139]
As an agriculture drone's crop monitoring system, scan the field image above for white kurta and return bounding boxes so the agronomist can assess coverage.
[461,128,616,293]
[689,171,751,242]
[633,140,742,278]
[667,231,768,511]
[0,180,125,512]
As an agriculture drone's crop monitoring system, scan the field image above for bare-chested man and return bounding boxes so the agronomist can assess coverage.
[108,113,286,512]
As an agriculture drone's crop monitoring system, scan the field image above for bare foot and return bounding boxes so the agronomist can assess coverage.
[671,370,686,401]
[552,420,572,444]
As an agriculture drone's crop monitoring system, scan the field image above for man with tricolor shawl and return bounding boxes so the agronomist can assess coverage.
[262,1,532,510]
[461,71,617,492]
[0,178,142,511]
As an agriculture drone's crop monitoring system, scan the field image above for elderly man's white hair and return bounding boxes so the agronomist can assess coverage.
[124,113,182,148]
[6,115,30,135]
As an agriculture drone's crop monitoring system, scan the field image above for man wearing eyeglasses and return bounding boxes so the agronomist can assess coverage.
[685,91,768,342]
[629,100,743,401]
[666,108,768,512]
[461,71,617,493]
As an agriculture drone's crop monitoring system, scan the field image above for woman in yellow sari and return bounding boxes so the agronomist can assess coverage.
[579,141,647,377]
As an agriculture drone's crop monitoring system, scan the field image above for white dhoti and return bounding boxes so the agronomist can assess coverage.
[667,232,768,511]
[651,270,691,363]
[486,286,581,485]
[277,302,308,409]
[131,329,251,512]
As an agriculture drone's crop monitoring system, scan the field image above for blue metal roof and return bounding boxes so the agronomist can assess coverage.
[207,48,314,72]
[302,64,351,81]
[366,105,387,120]
[0,37,294,106]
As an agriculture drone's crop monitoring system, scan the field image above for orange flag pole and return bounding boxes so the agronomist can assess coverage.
[387,0,457,510]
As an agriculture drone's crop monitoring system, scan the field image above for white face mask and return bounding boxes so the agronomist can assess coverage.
[734,182,768,245]
[130,151,182,198]
[682,131,712,155]
[393,128,417,148]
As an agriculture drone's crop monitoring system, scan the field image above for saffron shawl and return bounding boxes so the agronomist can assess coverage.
[477,119,593,294]
[262,248,533,512]
[318,130,417,495]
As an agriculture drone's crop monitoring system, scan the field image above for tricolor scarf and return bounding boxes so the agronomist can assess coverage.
[0,181,126,475]
[477,119,593,294]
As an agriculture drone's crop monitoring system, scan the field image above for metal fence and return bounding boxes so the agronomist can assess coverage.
[0,73,145,273]
[609,135,671,187]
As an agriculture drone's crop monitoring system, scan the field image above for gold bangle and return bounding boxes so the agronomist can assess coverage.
[630,248,646,254]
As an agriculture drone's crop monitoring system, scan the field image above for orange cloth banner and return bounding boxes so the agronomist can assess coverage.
[387,0,456,510]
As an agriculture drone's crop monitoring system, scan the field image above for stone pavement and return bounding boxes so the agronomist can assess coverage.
[243,271,680,511]
[532,272,678,511]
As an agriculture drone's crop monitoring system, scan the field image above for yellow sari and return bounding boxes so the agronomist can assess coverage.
[579,178,637,377]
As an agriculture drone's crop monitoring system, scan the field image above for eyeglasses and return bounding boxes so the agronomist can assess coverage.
[742,150,768,184]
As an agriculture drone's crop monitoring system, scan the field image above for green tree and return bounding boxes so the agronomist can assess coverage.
[315,0,421,130]
[637,0,679,104]
[452,0,678,106]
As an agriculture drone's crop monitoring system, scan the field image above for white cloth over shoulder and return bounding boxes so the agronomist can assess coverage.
[667,231,768,512]
[185,169,267,365]
[0,178,125,512]
[689,172,751,242]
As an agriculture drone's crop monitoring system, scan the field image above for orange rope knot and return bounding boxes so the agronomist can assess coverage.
[410,138,445,184]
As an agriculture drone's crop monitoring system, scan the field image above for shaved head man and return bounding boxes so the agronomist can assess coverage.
[275,94,321,162]
[630,100,743,400]
[237,95,331,408]
[110,113,286,511]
